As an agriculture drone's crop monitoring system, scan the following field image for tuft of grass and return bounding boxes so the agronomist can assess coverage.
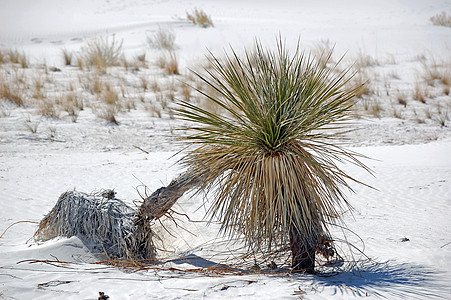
[177,38,370,272]
[101,87,119,106]
[413,82,428,103]
[354,50,379,70]
[24,115,40,133]
[369,101,383,118]
[433,109,449,127]
[397,93,407,107]
[186,8,214,28]
[0,74,25,106]
[135,53,147,68]
[0,49,6,64]
[139,74,148,91]
[8,49,28,68]
[147,28,176,50]
[98,106,119,124]
[80,35,123,72]
[38,98,60,118]
[353,72,372,98]
[179,82,192,102]
[430,11,451,27]
[62,48,73,66]
[157,51,179,75]
[392,108,403,119]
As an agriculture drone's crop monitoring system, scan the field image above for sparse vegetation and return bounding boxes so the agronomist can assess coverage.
[430,11,451,27]
[80,35,124,72]
[414,82,428,103]
[397,93,407,107]
[62,48,73,66]
[0,74,25,106]
[157,51,179,75]
[24,115,41,133]
[147,28,176,50]
[186,8,214,28]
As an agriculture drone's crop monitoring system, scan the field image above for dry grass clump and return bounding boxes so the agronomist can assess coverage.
[62,92,83,122]
[311,39,335,66]
[157,51,179,75]
[7,49,28,68]
[38,98,60,118]
[392,108,403,119]
[354,50,379,69]
[61,48,73,66]
[0,49,6,64]
[186,8,214,28]
[23,115,40,133]
[101,88,119,106]
[79,35,124,73]
[32,74,45,100]
[368,101,383,118]
[430,11,451,27]
[79,73,103,94]
[179,82,192,101]
[413,82,429,103]
[147,28,176,50]
[135,53,147,69]
[397,93,407,107]
[97,105,120,124]
[419,55,451,87]
[352,72,372,98]
[0,74,25,106]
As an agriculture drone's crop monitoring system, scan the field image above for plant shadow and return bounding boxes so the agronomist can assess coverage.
[313,260,448,298]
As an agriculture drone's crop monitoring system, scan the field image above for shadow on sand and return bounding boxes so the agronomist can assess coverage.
[313,260,448,298]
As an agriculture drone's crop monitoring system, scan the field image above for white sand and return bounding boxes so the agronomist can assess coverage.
[1,0,451,299]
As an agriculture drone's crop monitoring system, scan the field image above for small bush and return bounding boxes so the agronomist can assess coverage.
[430,11,451,27]
[147,28,176,50]
[186,8,214,28]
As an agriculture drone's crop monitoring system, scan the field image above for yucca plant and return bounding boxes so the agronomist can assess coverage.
[177,38,370,273]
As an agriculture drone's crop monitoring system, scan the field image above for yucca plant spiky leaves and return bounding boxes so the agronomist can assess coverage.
[177,38,370,272]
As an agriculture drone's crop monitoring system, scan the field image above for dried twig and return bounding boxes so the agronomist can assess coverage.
[0,220,39,238]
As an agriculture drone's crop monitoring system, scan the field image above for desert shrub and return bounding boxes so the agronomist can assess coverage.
[147,28,176,50]
[430,11,451,27]
[186,8,214,28]
[177,38,370,273]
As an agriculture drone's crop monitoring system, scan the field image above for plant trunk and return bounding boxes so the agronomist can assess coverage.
[289,223,316,273]
[137,170,205,221]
